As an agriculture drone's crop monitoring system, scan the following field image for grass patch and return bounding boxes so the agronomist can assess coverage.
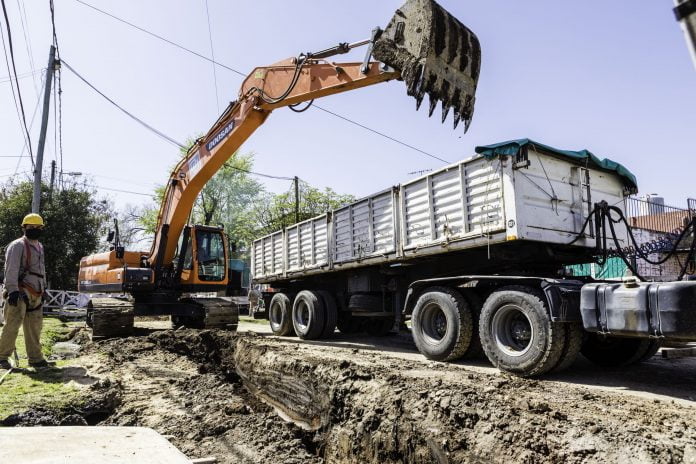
[239,316,268,325]
[0,360,80,419]
[0,318,84,420]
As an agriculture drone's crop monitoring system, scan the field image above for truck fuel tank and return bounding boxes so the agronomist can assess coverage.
[581,280,696,341]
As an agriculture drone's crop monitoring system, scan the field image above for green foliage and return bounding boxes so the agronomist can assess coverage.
[138,138,355,258]
[251,183,355,236]
[0,180,111,290]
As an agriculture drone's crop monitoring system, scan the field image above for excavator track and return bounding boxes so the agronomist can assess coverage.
[173,298,239,332]
[87,297,135,339]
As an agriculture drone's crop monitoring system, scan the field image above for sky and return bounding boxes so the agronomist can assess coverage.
[1,0,695,213]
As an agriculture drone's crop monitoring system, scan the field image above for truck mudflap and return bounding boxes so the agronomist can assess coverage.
[581,281,696,341]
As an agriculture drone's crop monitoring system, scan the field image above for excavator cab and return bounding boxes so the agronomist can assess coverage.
[175,225,228,290]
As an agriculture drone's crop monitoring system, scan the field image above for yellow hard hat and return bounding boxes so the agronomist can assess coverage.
[22,213,44,227]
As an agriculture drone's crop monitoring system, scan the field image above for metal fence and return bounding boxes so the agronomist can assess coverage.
[569,196,695,281]
[625,197,691,234]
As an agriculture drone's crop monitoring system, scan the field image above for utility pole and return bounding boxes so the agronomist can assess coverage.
[294,176,299,224]
[48,160,56,203]
[32,45,57,214]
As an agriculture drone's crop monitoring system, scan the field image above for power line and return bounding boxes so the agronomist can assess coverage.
[15,0,37,96]
[313,106,450,164]
[13,68,44,175]
[0,0,34,168]
[224,163,295,181]
[62,59,186,149]
[96,185,153,197]
[73,0,245,77]
[203,0,219,113]
[71,0,451,165]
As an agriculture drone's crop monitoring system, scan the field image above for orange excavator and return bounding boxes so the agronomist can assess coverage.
[77,0,482,337]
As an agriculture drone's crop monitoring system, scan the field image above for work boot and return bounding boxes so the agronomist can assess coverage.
[0,359,11,370]
[28,359,54,369]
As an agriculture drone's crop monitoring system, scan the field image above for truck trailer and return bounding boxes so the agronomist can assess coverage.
[251,139,696,377]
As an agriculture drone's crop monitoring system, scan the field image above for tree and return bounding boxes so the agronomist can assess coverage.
[139,139,264,256]
[0,180,111,290]
[251,182,356,237]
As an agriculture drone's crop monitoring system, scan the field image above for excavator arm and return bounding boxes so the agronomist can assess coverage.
[149,0,482,273]
[149,59,398,270]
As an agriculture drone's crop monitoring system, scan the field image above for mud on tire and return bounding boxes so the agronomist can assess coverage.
[411,286,473,362]
[292,290,326,340]
[269,293,295,336]
[479,286,564,377]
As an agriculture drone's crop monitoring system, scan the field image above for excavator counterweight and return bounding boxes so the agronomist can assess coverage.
[374,0,481,131]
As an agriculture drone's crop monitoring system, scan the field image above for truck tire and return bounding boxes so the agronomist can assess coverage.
[365,318,394,336]
[638,339,662,363]
[292,290,326,340]
[411,287,473,361]
[460,290,484,359]
[551,322,584,373]
[268,293,294,336]
[479,286,565,377]
[581,334,658,367]
[336,314,363,334]
[317,291,338,338]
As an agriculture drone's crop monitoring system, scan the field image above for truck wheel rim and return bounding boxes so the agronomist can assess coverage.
[491,304,533,357]
[270,303,282,330]
[420,302,448,345]
[294,300,310,332]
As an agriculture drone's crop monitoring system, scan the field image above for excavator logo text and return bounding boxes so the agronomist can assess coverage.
[206,120,236,152]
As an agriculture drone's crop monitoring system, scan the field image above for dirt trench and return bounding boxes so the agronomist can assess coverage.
[4,329,696,463]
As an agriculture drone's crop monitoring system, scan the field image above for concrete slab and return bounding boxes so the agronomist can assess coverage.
[0,426,191,464]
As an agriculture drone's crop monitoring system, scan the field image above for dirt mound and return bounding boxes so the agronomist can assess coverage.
[6,329,696,463]
[236,336,696,463]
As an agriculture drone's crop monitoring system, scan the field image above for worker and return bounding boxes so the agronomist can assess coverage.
[0,213,49,369]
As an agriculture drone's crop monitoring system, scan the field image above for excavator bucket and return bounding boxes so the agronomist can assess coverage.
[373,0,481,131]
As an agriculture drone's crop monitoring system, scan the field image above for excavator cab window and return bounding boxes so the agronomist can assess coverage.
[195,229,226,282]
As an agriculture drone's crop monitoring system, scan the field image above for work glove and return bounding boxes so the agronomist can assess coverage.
[7,291,20,306]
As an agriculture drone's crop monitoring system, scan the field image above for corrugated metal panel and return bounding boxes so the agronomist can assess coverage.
[464,158,503,233]
[403,178,431,248]
[333,190,396,263]
[287,227,299,271]
[402,157,503,250]
[313,217,328,265]
[351,199,372,258]
[252,240,263,278]
[334,208,352,263]
[262,236,273,276]
[372,191,395,254]
[299,221,313,268]
[271,232,284,275]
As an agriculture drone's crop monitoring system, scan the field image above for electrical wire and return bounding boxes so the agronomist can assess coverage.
[312,105,451,164]
[0,0,34,167]
[73,0,245,77]
[0,67,41,83]
[61,59,186,149]
[15,0,37,96]
[12,68,44,175]
[71,0,452,165]
[203,0,219,113]
[224,163,295,181]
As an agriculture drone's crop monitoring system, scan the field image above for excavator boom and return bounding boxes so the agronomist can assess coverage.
[149,0,481,271]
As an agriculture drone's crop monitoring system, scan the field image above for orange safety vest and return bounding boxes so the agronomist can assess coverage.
[19,237,44,298]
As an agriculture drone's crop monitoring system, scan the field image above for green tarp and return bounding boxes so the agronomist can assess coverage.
[475,138,638,193]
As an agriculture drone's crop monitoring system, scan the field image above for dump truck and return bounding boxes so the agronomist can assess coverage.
[251,139,696,377]
[77,0,482,337]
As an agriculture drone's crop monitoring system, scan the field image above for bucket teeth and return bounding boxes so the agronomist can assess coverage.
[452,108,461,130]
[373,0,481,132]
[428,93,438,117]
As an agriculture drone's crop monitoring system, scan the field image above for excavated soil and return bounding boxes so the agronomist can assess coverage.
[4,329,696,463]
